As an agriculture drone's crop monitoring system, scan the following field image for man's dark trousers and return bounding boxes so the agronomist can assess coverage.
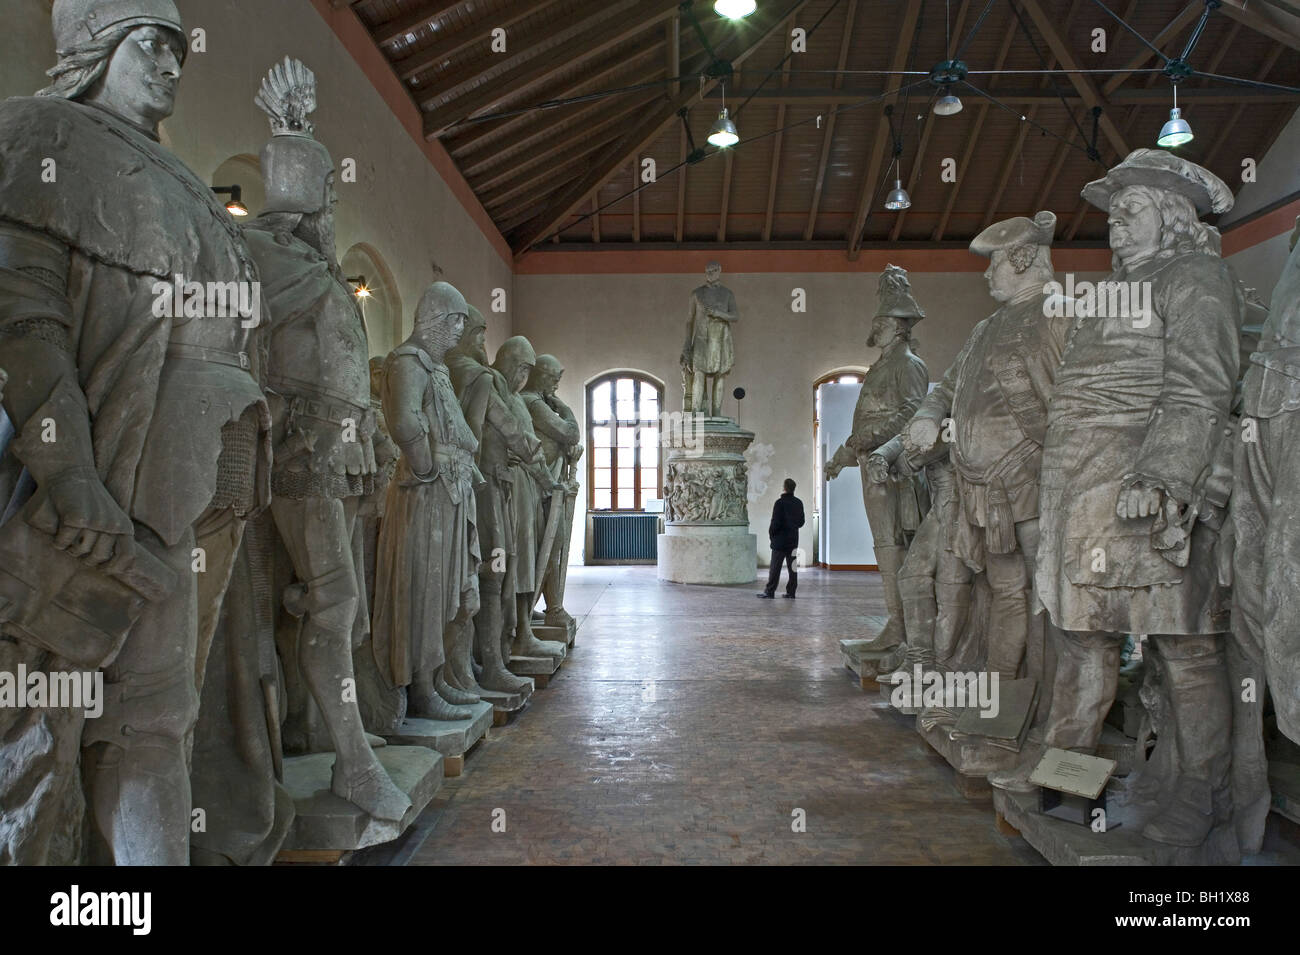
[765,550,798,597]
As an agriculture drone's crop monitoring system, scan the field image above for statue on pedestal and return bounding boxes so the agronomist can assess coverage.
[0,0,270,865]
[901,213,1068,682]
[826,266,929,652]
[992,151,1242,853]
[493,337,565,661]
[242,57,408,823]
[523,355,582,632]
[371,283,481,720]
[446,308,533,696]
[681,261,738,417]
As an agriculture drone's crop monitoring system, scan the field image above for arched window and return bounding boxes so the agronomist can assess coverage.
[586,372,662,512]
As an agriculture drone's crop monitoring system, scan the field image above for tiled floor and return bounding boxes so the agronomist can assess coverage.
[401,566,1046,865]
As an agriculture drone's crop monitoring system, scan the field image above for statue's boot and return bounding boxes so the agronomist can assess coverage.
[876,641,910,677]
[544,606,576,630]
[882,644,938,685]
[933,582,971,669]
[296,614,411,822]
[435,669,480,707]
[475,579,532,694]
[859,545,907,650]
[409,671,473,721]
[1140,635,1231,847]
[513,594,565,660]
[444,616,488,697]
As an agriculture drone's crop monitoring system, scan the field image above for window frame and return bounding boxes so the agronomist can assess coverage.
[586,372,663,513]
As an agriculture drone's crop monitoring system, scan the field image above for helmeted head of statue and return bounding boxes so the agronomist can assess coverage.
[869,264,924,348]
[494,336,538,395]
[45,0,186,119]
[256,58,335,216]
[414,282,469,361]
[527,354,565,397]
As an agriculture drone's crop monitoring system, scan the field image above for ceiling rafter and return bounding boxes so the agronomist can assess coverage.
[1100,2,1204,96]
[846,0,923,257]
[389,0,566,78]
[1219,0,1300,53]
[421,0,682,136]
[510,0,809,256]
[804,0,859,241]
[763,13,798,242]
[372,0,463,47]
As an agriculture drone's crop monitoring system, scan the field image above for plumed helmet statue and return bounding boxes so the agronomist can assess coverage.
[256,57,335,216]
[874,264,926,322]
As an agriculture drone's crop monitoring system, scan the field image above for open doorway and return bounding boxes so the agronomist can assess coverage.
[812,370,874,569]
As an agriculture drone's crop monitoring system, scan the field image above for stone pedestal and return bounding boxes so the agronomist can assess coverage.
[279,745,442,854]
[657,416,757,585]
[383,701,493,777]
[535,622,575,648]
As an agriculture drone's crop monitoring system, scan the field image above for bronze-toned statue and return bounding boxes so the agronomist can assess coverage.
[0,0,270,865]
[372,283,481,720]
[243,58,408,823]
[992,151,1241,852]
[826,266,929,651]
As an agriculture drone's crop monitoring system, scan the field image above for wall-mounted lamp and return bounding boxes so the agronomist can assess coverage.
[212,184,248,217]
[346,275,372,299]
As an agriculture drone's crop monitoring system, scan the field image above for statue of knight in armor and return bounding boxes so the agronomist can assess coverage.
[523,354,583,633]
[242,58,408,823]
[826,266,929,652]
[901,212,1068,684]
[447,307,534,697]
[371,283,482,721]
[0,0,271,865]
[493,337,566,662]
[991,151,1242,853]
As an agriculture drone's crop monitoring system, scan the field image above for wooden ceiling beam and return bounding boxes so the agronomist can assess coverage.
[510,0,807,255]
[1219,0,1300,53]
[371,0,463,46]
[719,86,1300,105]
[1020,0,1130,162]
[762,14,798,243]
[446,44,663,159]
[804,0,859,241]
[1203,43,1286,167]
[421,0,682,136]
[386,0,564,73]
[931,9,1018,243]
[482,131,624,210]
[889,0,971,242]
[468,91,660,192]
[1100,2,1204,96]
[846,0,924,257]
[982,106,1041,230]
[718,151,735,243]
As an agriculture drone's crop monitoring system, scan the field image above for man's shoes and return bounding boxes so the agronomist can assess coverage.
[782,593,795,599]
[756,592,774,599]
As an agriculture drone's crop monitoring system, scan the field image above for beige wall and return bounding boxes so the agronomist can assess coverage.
[0,0,513,357]
[516,267,1107,565]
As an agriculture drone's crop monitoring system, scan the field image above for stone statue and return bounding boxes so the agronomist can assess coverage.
[991,151,1242,853]
[0,0,271,865]
[446,307,532,696]
[871,429,971,683]
[361,356,400,626]
[242,57,408,824]
[1229,216,1300,854]
[904,213,1068,682]
[680,261,738,417]
[826,265,929,651]
[371,283,481,721]
[523,355,582,632]
[493,337,566,661]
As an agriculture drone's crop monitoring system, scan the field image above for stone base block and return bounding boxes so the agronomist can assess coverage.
[657,527,757,585]
[478,682,532,717]
[535,622,575,648]
[280,746,442,853]
[509,653,561,688]
[993,785,1245,866]
[383,701,493,765]
[839,638,894,689]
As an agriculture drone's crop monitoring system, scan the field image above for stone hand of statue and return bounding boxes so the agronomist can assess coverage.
[31,466,134,565]
[905,417,941,453]
[1116,476,1165,520]
[866,454,891,485]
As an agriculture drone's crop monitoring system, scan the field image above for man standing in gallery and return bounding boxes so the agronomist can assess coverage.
[758,479,805,599]
[991,151,1241,852]
[826,266,929,650]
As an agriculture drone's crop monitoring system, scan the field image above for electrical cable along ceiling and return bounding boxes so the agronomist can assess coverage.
[345,0,1300,256]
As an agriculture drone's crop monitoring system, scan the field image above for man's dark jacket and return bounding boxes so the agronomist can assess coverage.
[769,492,805,551]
